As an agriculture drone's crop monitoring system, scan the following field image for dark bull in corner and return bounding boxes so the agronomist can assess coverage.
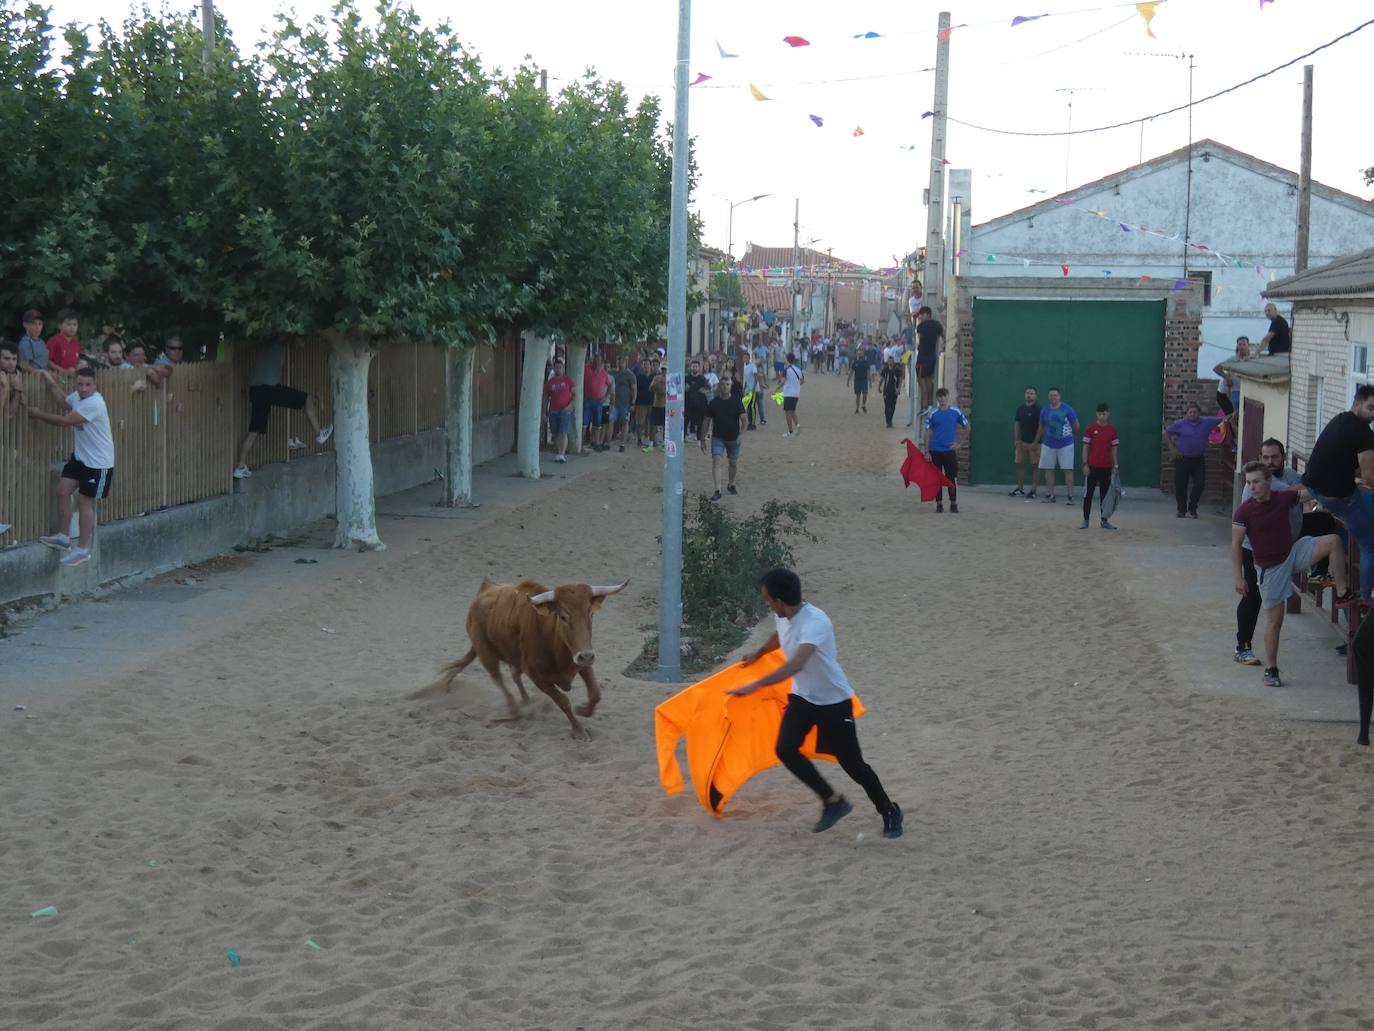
[439,577,629,739]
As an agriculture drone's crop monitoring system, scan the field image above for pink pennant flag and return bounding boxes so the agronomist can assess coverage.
[937,24,966,41]
[1060,264,1070,277]
[1054,198,1075,206]
[783,36,810,47]
[955,249,968,257]
[1139,275,1152,281]
[940,158,950,165]
[690,73,711,86]
[853,126,865,137]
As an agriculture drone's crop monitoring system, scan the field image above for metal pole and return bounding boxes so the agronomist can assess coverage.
[201,0,215,69]
[727,202,733,265]
[657,0,691,683]
[915,10,950,426]
[1295,64,1314,274]
[791,199,800,350]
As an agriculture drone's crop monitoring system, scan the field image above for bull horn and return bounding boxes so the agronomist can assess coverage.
[527,589,556,605]
[589,579,630,597]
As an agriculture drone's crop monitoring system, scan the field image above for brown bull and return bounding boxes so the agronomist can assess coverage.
[440,577,628,738]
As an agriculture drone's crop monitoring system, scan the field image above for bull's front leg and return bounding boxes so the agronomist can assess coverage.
[533,676,590,740]
[575,666,603,718]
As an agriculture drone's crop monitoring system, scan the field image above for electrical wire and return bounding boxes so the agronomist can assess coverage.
[948,17,1374,137]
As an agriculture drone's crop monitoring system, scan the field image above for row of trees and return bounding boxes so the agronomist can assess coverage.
[0,2,687,548]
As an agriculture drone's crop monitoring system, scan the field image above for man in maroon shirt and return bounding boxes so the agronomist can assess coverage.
[1231,461,1356,687]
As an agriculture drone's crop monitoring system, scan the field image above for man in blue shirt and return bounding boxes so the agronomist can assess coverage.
[923,387,970,513]
[1036,387,1080,504]
[1163,401,1224,518]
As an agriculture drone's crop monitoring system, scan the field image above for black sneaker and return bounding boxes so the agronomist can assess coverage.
[710,490,722,502]
[882,803,904,839]
[935,502,944,513]
[1008,487,1024,497]
[618,445,625,452]
[950,503,959,513]
[727,484,738,495]
[813,796,853,833]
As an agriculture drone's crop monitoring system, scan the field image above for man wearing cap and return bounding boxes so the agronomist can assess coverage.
[17,309,48,372]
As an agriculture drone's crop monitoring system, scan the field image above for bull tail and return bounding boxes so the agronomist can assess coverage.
[407,647,478,699]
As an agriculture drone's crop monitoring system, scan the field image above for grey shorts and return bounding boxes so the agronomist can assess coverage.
[1257,535,1317,609]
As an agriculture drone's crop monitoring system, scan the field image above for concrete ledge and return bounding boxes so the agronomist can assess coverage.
[0,418,513,609]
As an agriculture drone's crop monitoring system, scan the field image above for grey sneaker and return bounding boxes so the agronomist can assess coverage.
[1100,519,1117,530]
[39,533,72,550]
[1079,519,1090,529]
[60,547,90,567]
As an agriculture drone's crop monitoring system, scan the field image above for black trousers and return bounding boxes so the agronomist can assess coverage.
[1236,548,1260,650]
[1174,455,1205,515]
[930,449,957,501]
[775,696,892,814]
[1083,467,1113,520]
[1354,613,1374,745]
[1302,511,1339,576]
[685,397,706,438]
[883,391,898,427]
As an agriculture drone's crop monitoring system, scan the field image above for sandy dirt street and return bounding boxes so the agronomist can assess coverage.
[2,371,1371,1030]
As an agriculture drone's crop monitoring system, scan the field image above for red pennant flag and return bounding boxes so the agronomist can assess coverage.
[1061,264,1070,277]
[900,440,955,502]
[783,36,810,47]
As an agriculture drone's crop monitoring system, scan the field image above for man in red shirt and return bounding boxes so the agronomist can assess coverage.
[543,357,575,464]
[1080,402,1120,530]
[46,309,83,372]
[1232,461,1357,687]
[583,355,610,453]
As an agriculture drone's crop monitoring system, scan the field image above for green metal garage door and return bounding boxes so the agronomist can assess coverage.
[970,298,1164,487]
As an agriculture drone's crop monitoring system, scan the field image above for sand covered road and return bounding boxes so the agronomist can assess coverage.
[3,371,1372,1030]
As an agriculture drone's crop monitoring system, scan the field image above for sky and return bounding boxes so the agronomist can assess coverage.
[45,0,1374,268]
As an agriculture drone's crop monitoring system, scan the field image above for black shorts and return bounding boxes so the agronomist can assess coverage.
[248,383,308,434]
[916,361,936,378]
[62,457,113,499]
[782,397,798,412]
[651,406,666,427]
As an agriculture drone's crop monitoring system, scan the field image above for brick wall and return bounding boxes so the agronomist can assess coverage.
[1158,291,1229,508]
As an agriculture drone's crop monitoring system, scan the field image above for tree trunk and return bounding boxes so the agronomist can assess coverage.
[444,344,475,506]
[517,332,553,479]
[566,340,587,455]
[326,332,385,550]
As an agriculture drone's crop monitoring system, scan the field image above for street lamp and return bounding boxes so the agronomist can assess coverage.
[726,193,771,264]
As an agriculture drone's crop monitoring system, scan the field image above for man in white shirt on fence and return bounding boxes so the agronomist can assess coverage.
[26,366,115,567]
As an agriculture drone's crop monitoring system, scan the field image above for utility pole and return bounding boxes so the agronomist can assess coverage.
[1295,64,1314,273]
[791,198,800,349]
[916,11,950,427]
[657,0,691,683]
[825,247,833,338]
[201,0,215,69]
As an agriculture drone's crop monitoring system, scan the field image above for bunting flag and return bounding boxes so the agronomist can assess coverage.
[782,36,810,47]
[716,39,738,59]
[690,73,711,86]
[1011,14,1049,26]
[937,24,967,41]
[852,126,865,137]
[809,114,824,127]
[853,31,882,39]
[749,83,770,101]
[1061,264,1070,276]
[1136,2,1159,38]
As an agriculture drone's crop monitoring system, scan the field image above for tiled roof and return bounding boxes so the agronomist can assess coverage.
[1265,247,1374,300]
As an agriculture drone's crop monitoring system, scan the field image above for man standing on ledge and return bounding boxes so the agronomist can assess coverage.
[728,568,903,839]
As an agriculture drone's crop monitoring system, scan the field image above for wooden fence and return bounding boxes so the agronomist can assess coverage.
[2,336,520,547]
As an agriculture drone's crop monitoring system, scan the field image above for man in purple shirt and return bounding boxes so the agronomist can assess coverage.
[1163,401,1224,518]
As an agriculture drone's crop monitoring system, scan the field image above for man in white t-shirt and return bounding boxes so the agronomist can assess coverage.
[728,568,903,838]
[781,353,804,438]
[27,366,115,567]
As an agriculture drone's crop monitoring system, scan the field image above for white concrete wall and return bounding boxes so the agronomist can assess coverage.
[1288,301,1374,459]
[969,149,1374,377]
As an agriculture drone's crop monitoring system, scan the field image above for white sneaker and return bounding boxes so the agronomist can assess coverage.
[316,425,334,445]
[555,454,566,463]
[0,523,11,536]
[783,432,793,438]
[39,533,71,550]
[287,436,307,450]
[60,547,90,567]
[232,465,252,480]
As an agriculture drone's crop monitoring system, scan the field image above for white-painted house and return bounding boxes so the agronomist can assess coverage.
[965,140,1374,377]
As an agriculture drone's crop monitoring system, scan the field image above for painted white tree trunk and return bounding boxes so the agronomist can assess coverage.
[517,332,553,479]
[566,340,587,455]
[444,345,475,506]
[327,333,385,551]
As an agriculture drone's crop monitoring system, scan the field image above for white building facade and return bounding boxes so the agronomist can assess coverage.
[965,140,1374,377]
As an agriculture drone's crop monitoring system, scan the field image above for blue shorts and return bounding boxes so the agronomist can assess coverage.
[773,361,784,374]
[549,410,572,434]
[711,437,741,460]
[610,403,630,424]
[583,398,603,427]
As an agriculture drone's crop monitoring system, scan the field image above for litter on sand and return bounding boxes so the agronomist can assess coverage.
[31,905,59,918]
[226,948,241,967]
[304,938,322,950]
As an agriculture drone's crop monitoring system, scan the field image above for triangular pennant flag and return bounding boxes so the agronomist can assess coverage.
[986,255,996,263]
[853,31,882,39]
[921,111,934,119]
[782,36,810,47]
[1103,270,1113,276]
[716,39,738,59]
[1061,264,1070,276]
[1136,2,1159,38]
[749,83,770,102]
[1119,223,1132,232]
[852,126,865,137]
[937,24,966,41]
[1173,279,1189,289]
[1139,275,1152,281]
[940,158,950,165]
[1022,259,1032,267]
[1087,210,1107,217]
[1011,14,1049,26]
[809,114,824,127]
[690,73,711,86]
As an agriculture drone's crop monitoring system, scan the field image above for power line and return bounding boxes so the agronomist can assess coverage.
[948,17,1374,138]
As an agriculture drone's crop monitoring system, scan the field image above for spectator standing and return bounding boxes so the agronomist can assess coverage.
[1231,461,1356,687]
[1163,401,1223,518]
[1233,439,1302,666]
[1036,388,1080,504]
[684,358,710,443]
[582,354,610,453]
[1300,386,1374,599]
[152,336,185,381]
[233,338,333,479]
[1,341,25,415]
[27,366,114,567]
[609,353,637,453]
[914,306,943,413]
[1260,303,1291,355]
[17,309,48,372]
[1212,337,1249,415]
[878,354,903,428]
[781,352,804,437]
[46,309,82,372]
[99,336,131,369]
[643,360,667,453]
[847,346,872,415]
[923,387,969,514]
[633,354,656,449]
[701,377,747,501]
[1010,387,1042,498]
[543,357,575,464]
[1080,403,1120,530]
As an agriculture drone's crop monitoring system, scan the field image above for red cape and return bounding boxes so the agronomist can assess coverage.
[900,438,955,502]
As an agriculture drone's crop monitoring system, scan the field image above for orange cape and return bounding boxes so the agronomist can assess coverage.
[654,650,864,815]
